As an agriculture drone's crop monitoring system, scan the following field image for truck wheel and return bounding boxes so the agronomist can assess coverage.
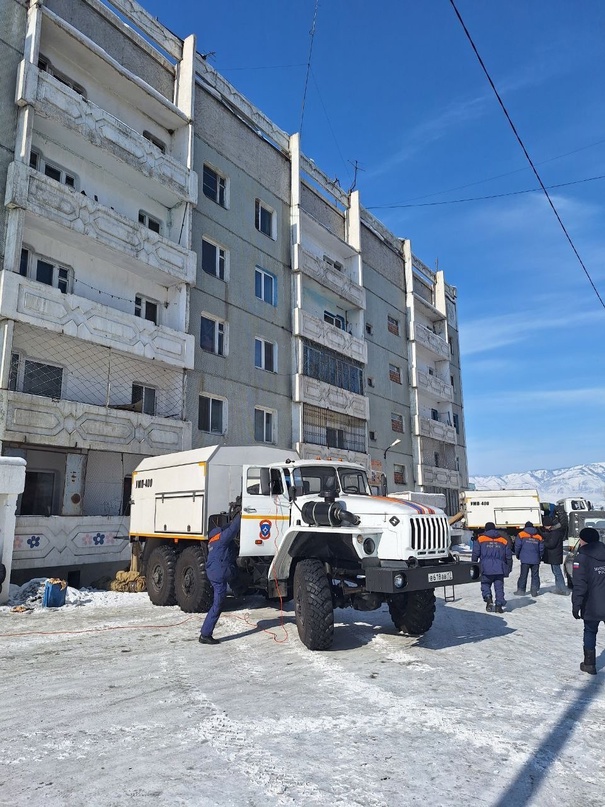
[293,559,334,650]
[389,590,436,635]
[146,545,177,607]
[174,545,214,613]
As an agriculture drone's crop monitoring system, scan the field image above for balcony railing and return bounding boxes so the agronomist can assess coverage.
[413,322,450,360]
[420,464,460,489]
[293,374,369,420]
[415,415,457,445]
[295,247,365,310]
[413,368,454,402]
[293,309,367,364]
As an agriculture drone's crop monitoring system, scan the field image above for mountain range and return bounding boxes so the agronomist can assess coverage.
[469,462,605,509]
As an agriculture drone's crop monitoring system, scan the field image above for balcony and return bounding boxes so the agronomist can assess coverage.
[12,515,130,571]
[0,271,194,369]
[293,309,367,364]
[5,162,196,286]
[293,375,369,420]
[16,62,197,206]
[413,322,450,360]
[0,391,191,455]
[420,464,460,489]
[415,415,457,445]
[296,442,368,467]
[413,368,454,403]
[295,247,365,310]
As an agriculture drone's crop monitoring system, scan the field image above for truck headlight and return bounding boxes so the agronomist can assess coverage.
[393,573,406,589]
[363,538,375,555]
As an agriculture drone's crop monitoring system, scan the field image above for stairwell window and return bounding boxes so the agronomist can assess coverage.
[255,198,276,239]
[255,338,276,372]
[132,384,156,415]
[199,394,225,434]
[393,464,406,486]
[138,211,161,234]
[254,407,275,443]
[255,267,277,306]
[203,164,227,207]
[387,315,400,336]
[389,364,401,384]
[200,315,226,356]
[391,413,404,433]
[201,237,227,280]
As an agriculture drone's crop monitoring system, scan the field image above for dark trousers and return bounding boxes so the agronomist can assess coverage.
[481,574,505,606]
[517,563,540,594]
[583,620,600,652]
[201,580,227,638]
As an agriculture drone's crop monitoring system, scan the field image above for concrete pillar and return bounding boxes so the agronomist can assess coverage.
[0,457,26,604]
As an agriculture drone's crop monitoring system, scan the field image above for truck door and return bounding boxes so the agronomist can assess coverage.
[239,465,291,557]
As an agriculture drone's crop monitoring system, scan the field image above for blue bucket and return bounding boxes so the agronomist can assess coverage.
[42,579,67,608]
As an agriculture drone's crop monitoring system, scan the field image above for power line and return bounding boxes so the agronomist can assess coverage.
[449,0,605,310]
[310,67,353,186]
[299,0,319,138]
[367,173,605,210]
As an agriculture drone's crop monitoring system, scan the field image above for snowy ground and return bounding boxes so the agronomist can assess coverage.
[1,562,603,807]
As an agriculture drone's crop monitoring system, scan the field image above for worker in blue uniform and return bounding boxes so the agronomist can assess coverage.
[199,513,241,645]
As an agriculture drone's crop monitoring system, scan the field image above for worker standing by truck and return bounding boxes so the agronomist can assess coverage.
[572,527,605,676]
[515,521,544,597]
[542,515,568,595]
[472,522,512,612]
[199,513,241,645]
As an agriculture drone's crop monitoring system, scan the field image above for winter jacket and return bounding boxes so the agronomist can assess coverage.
[472,529,513,577]
[542,521,565,566]
[515,526,544,565]
[572,540,605,622]
[205,514,241,584]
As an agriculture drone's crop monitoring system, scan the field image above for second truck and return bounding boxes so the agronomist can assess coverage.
[129,446,480,650]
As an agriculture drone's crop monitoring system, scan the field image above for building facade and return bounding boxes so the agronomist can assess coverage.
[0,0,467,582]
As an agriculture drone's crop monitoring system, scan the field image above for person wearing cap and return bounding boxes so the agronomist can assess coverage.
[472,521,512,613]
[199,513,241,645]
[514,521,544,597]
[542,515,568,595]
[572,526,605,675]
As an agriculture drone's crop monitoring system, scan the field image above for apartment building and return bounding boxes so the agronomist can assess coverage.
[0,0,467,583]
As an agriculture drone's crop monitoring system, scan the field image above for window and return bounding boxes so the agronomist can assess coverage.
[365,323,373,335]
[35,258,72,294]
[199,395,225,434]
[324,310,345,330]
[255,407,275,443]
[302,340,363,395]
[201,238,226,280]
[37,55,86,97]
[8,353,19,391]
[143,130,166,153]
[389,364,401,384]
[255,267,277,306]
[326,427,345,449]
[203,164,227,207]
[450,375,455,389]
[30,149,76,188]
[19,248,29,277]
[323,255,343,271]
[255,338,276,372]
[134,295,159,325]
[19,471,56,516]
[434,452,440,468]
[453,413,460,434]
[387,315,400,336]
[393,464,406,486]
[369,431,376,442]
[255,198,275,239]
[23,359,63,398]
[138,211,161,234]
[367,377,375,388]
[200,315,225,355]
[132,384,156,415]
[431,409,439,422]
[391,413,404,433]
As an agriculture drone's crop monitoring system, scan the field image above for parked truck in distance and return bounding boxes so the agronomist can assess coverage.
[454,489,543,542]
[129,446,480,650]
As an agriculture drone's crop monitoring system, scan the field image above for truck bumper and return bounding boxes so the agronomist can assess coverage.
[364,560,481,594]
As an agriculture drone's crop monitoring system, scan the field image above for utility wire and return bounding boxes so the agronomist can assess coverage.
[299,0,319,138]
[367,173,605,210]
[310,67,353,186]
[449,0,605,310]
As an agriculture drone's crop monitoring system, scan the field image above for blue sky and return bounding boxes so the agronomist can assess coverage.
[140,0,605,476]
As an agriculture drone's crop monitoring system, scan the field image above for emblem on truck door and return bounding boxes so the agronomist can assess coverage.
[259,519,272,541]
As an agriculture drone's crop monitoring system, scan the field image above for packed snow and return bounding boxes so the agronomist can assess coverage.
[1,561,603,807]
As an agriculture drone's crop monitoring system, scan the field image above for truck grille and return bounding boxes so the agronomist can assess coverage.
[409,516,450,555]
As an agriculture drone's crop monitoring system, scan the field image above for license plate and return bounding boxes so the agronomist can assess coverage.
[428,571,453,583]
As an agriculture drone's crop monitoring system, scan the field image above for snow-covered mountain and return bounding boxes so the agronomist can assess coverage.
[470,462,605,508]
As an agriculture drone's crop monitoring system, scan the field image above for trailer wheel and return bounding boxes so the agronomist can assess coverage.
[174,544,214,613]
[389,589,436,635]
[146,545,177,607]
[293,558,334,650]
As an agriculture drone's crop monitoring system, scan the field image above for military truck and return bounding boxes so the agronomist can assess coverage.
[129,446,480,650]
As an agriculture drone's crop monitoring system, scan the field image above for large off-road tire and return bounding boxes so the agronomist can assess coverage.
[146,545,177,607]
[389,589,436,636]
[174,544,214,613]
[293,558,334,650]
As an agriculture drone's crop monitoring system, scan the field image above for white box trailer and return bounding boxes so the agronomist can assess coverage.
[459,489,542,536]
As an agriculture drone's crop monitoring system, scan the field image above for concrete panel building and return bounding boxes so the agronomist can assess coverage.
[0,0,468,582]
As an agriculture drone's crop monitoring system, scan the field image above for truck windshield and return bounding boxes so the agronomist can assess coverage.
[291,466,370,496]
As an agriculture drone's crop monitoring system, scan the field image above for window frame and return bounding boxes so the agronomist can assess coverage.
[393,464,406,487]
[30,149,77,189]
[10,353,64,399]
[200,314,227,356]
[391,412,404,433]
[142,130,166,153]
[255,198,276,240]
[138,210,162,235]
[254,337,277,372]
[202,163,228,208]
[254,406,276,444]
[201,236,227,281]
[389,364,402,384]
[324,310,346,330]
[387,315,400,336]
[131,383,157,416]
[19,248,73,294]
[134,294,160,325]
[254,266,277,306]
[198,394,226,434]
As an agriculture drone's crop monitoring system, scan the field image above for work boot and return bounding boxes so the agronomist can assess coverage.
[484,596,493,612]
[514,589,525,595]
[580,649,597,675]
[531,590,539,597]
[495,604,505,614]
[199,634,220,645]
